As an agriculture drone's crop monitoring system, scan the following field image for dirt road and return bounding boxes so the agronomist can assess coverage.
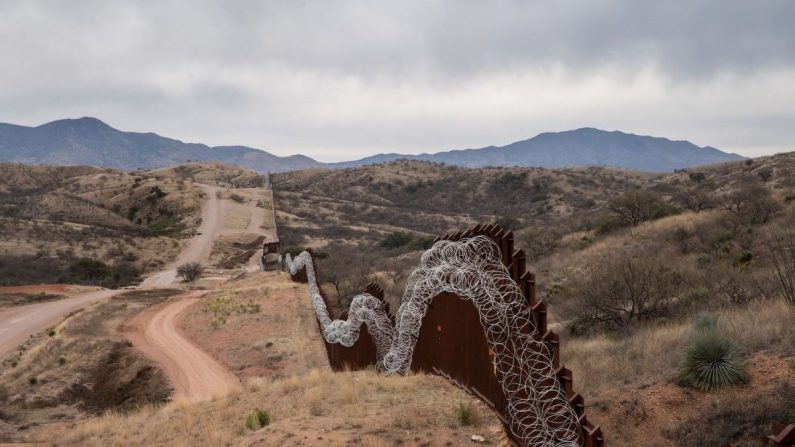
[126,290,240,401]
[0,289,120,359]
[140,184,222,288]
[0,183,220,359]
[0,183,272,402]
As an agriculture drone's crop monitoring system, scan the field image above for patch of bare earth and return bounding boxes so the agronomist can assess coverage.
[180,270,328,380]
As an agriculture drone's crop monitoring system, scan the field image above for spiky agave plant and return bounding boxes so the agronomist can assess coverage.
[677,323,749,392]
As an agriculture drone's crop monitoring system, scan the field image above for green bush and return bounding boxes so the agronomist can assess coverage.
[733,250,753,266]
[29,377,38,385]
[409,235,436,250]
[380,231,413,249]
[454,402,472,426]
[678,319,748,392]
[245,409,270,431]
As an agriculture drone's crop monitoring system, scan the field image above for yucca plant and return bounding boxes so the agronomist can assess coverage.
[677,318,748,392]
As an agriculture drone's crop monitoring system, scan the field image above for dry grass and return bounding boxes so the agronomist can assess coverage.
[63,368,505,447]
[562,300,794,397]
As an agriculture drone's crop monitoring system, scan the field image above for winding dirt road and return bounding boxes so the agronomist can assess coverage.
[0,182,277,402]
[125,290,240,401]
[0,183,220,360]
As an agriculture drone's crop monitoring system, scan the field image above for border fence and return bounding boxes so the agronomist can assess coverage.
[285,223,603,447]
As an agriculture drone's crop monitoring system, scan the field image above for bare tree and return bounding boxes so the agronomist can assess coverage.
[719,182,779,225]
[571,257,684,332]
[607,190,677,227]
[767,229,795,306]
[675,185,714,213]
[177,262,203,282]
[521,228,562,262]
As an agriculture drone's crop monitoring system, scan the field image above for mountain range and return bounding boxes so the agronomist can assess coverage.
[0,117,744,173]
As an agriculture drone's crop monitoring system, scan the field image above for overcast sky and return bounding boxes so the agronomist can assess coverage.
[1,1,793,161]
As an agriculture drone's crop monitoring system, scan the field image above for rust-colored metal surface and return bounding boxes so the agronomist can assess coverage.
[287,224,604,447]
[411,291,509,414]
[770,422,795,446]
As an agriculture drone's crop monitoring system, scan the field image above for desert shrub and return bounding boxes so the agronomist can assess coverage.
[495,215,521,231]
[229,193,245,203]
[70,257,112,281]
[768,229,795,306]
[176,262,203,282]
[146,186,166,203]
[29,377,38,385]
[594,213,624,235]
[719,181,779,225]
[409,235,436,250]
[147,216,187,235]
[238,300,261,314]
[522,228,562,261]
[675,185,714,213]
[671,226,692,254]
[677,318,748,392]
[454,402,472,426]
[757,167,773,181]
[245,409,270,430]
[491,172,527,192]
[667,382,793,446]
[380,231,413,249]
[569,257,684,333]
[606,190,678,228]
[732,250,753,266]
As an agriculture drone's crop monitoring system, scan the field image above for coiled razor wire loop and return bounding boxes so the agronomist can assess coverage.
[285,236,581,447]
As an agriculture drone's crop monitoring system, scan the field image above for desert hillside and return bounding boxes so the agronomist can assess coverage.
[273,154,795,445]
[0,157,792,447]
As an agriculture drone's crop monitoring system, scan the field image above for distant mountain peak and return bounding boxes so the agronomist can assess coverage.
[37,116,114,131]
[0,117,745,173]
[0,117,321,172]
[332,127,744,172]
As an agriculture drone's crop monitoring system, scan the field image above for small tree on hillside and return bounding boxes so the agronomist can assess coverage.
[607,190,677,227]
[521,228,562,262]
[675,185,715,213]
[767,229,795,306]
[570,257,684,333]
[177,262,203,282]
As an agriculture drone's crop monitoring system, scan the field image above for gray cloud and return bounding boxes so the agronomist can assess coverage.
[0,0,793,160]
